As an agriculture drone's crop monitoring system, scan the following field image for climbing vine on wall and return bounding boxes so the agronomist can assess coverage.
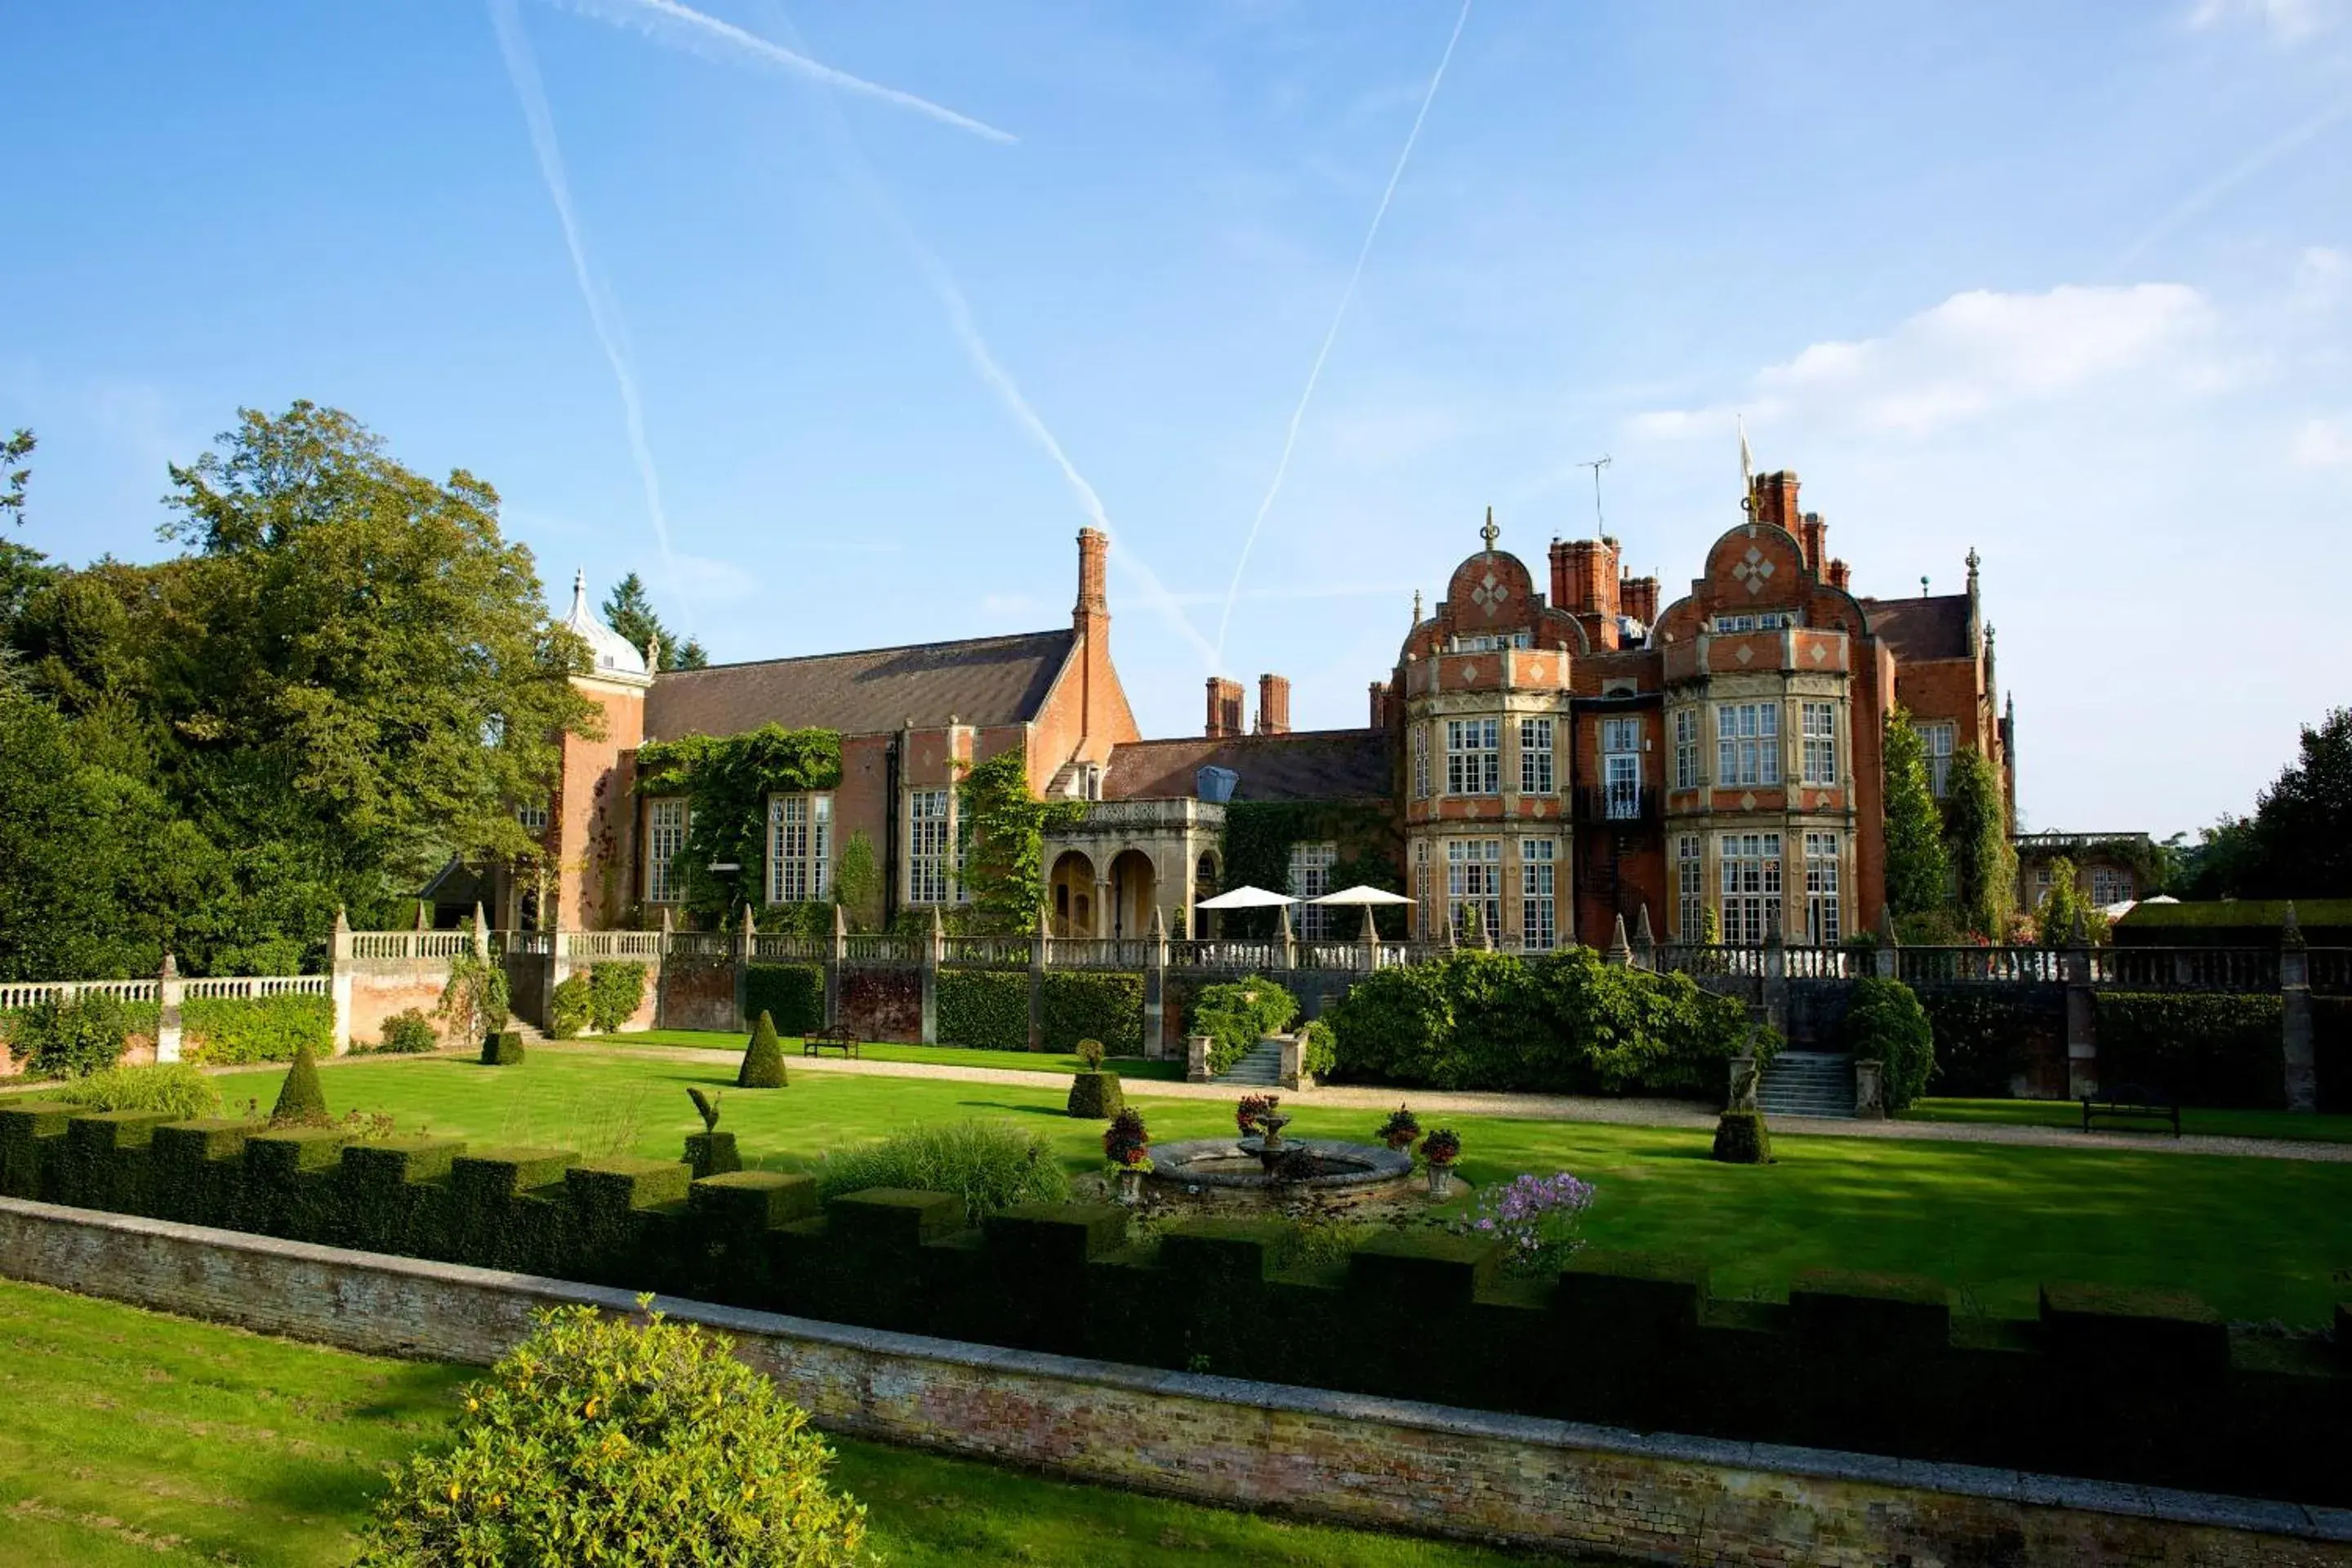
[635,725,843,924]
[1218,800,1405,938]
[957,748,1087,935]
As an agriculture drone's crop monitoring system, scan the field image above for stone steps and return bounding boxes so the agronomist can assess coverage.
[1218,1040,1285,1087]
[1757,1050,1857,1119]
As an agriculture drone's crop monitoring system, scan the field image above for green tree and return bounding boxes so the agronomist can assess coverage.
[2245,706,2352,898]
[1945,746,2014,940]
[1882,706,1949,920]
[2029,855,2108,947]
[956,749,1085,934]
[0,429,32,528]
[833,828,881,931]
[602,572,707,670]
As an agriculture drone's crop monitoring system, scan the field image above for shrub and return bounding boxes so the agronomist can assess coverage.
[7,992,142,1079]
[51,1063,221,1120]
[481,1030,524,1067]
[743,963,823,1034]
[938,969,1028,1050]
[353,1301,866,1568]
[376,1009,439,1056]
[1192,975,1298,1074]
[1040,971,1143,1054]
[1844,978,1935,1111]
[183,995,334,1065]
[589,961,648,1033]
[271,1045,328,1126]
[548,974,593,1040]
[1102,1108,1150,1170]
[737,1011,786,1089]
[813,1120,1067,1225]
[1065,1071,1125,1119]
[1076,1037,1106,1071]
[1712,1109,1772,1164]
[2093,992,2285,1108]
[1919,989,2052,1098]
[1298,1018,1335,1080]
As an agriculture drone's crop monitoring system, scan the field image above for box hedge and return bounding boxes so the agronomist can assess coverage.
[744,964,823,1034]
[938,970,1029,1050]
[2093,991,2284,1107]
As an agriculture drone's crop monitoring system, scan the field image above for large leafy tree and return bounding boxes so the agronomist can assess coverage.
[1881,707,1950,922]
[1945,746,2015,940]
[2245,707,2352,898]
[603,572,707,670]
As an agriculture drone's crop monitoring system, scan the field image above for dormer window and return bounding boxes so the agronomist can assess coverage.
[1712,611,1797,634]
[1450,630,1532,653]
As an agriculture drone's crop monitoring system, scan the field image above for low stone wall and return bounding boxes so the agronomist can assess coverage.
[1,1198,2343,1567]
[654,952,737,1033]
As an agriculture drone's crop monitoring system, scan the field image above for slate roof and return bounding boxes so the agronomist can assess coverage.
[644,630,1075,742]
[1102,728,1395,803]
[1857,594,1973,662]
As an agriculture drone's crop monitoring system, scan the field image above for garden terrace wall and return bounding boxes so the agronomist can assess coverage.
[0,1101,2345,1511]
[4,1200,2344,1568]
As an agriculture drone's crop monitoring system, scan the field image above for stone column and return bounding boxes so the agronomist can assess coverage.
[1761,921,1788,1036]
[1186,1032,1212,1084]
[1094,877,1114,940]
[471,903,491,961]
[154,954,183,1065]
[1359,904,1381,972]
[1873,904,1900,980]
[2281,902,2316,1113]
[733,905,755,1027]
[824,903,847,1030]
[330,906,355,1054]
[1027,903,1049,1053]
[920,907,944,1046]
[1276,902,1298,971]
[2064,910,2096,1098]
[1143,906,1168,1058]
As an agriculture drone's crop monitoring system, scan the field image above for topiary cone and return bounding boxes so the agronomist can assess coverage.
[737,1010,787,1089]
[271,1045,329,1125]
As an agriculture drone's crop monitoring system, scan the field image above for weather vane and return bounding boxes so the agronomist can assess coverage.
[1480,506,1499,550]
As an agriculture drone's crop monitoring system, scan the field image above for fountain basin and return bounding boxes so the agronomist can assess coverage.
[1143,1137,1417,1210]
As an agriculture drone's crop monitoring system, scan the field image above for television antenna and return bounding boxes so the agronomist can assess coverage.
[1577,455,1612,534]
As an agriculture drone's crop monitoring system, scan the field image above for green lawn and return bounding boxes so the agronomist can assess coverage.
[0,1277,1578,1566]
[1904,1096,2352,1144]
[198,1051,2352,1325]
[611,1028,1187,1080]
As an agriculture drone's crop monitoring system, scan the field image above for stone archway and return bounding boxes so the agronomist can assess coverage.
[1108,848,1156,939]
[1049,850,1098,939]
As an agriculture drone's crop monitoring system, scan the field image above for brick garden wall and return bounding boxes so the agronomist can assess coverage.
[840,969,922,1044]
[2,1198,2341,1568]
[656,953,737,1033]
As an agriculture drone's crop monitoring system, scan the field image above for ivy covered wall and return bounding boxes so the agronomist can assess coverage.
[1218,800,1405,938]
[634,725,842,924]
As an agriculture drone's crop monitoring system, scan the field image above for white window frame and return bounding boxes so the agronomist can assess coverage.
[1601,716,1642,818]
[1411,724,1430,800]
[1922,722,1956,798]
[1519,717,1555,795]
[766,793,832,906]
[1677,834,1705,940]
[1446,839,1502,942]
[1718,831,1782,944]
[645,797,688,906]
[1290,840,1338,940]
[907,789,951,905]
[1716,702,1781,788]
[1673,708,1699,791]
[1446,718,1501,795]
[1520,839,1557,951]
[1802,702,1838,786]
[2091,867,2132,907]
[1804,831,1841,946]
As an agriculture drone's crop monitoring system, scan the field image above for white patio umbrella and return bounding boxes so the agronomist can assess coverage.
[1309,884,1414,906]
[1193,884,1297,910]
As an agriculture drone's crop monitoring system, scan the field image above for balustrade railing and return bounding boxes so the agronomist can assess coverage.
[0,978,160,1010]
[843,935,915,965]
[2095,947,2280,991]
[180,975,329,1000]
[750,935,826,963]
[941,935,1029,967]
[1168,939,1283,973]
[1897,947,2063,984]
[1655,944,1766,978]
[2308,948,2352,995]
[564,931,663,960]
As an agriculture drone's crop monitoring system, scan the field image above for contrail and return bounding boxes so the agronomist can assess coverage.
[2107,91,2352,276]
[489,0,689,633]
[1214,0,1472,666]
[546,0,1016,144]
[754,4,1218,669]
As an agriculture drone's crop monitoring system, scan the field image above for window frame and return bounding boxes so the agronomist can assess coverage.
[644,797,688,906]
[1519,838,1557,951]
[1446,838,1502,942]
[1446,718,1501,795]
[1715,702,1782,788]
[1519,716,1555,795]
[906,788,951,905]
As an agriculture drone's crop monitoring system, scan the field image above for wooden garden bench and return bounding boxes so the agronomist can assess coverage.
[802,1025,861,1059]
[2080,1084,2179,1136]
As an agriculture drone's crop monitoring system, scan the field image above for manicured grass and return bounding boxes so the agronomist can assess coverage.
[0,1278,1578,1566]
[207,1051,2352,1325]
[615,1028,1187,1080]
[1904,1096,2352,1144]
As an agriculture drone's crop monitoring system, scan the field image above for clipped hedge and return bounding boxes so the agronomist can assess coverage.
[1917,989,2059,1098]
[744,964,824,1035]
[2,993,330,1076]
[938,970,1029,1051]
[1040,971,1143,1056]
[2093,991,2285,1108]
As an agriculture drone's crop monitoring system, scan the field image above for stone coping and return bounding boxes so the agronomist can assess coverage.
[1,1196,2345,1547]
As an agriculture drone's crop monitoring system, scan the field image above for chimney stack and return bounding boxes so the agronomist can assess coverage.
[1074,527,1109,623]
[1367,680,1391,728]
[1799,512,1828,575]
[1750,470,1802,534]
[1205,677,1244,738]
[1256,674,1291,736]
[1619,572,1660,626]
[1827,558,1852,590]
[1548,537,1622,618]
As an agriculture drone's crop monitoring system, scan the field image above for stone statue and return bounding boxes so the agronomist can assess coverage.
[687,1086,723,1133]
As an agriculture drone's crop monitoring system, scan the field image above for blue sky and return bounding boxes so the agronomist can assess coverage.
[7,0,2349,837]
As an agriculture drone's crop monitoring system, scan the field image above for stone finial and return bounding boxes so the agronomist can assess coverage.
[333,905,350,935]
[833,902,849,938]
[1411,589,1423,627]
[660,905,674,936]
[473,901,488,933]
[2069,906,2089,950]
[414,901,429,932]
[1480,506,1499,551]
[159,952,178,980]
[1441,906,1459,951]
[1276,902,1294,942]
[1604,914,1633,966]
[740,903,756,938]
[2282,901,2306,950]
[1361,904,1380,942]
[1878,902,1900,947]
[929,905,945,937]
[1633,903,1656,946]
[1040,901,1054,937]
[1763,915,1784,951]
[644,633,662,672]
[1150,904,1166,939]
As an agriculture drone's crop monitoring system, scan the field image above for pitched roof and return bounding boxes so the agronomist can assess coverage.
[1102,728,1395,803]
[1857,594,1972,662]
[643,630,1075,742]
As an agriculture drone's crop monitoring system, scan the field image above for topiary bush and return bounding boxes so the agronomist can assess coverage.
[1843,977,1935,1111]
[376,1009,439,1055]
[51,1063,221,1120]
[1191,975,1298,1074]
[938,969,1029,1050]
[589,961,648,1033]
[548,974,594,1040]
[1066,1071,1125,1119]
[813,1120,1068,1225]
[270,1045,328,1126]
[352,1300,866,1568]
[1040,971,1143,1054]
[743,963,823,1034]
[737,1011,786,1089]
[1711,1109,1773,1165]
[480,1030,524,1067]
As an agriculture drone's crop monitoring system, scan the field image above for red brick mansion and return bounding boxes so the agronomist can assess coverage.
[523,469,2010,953]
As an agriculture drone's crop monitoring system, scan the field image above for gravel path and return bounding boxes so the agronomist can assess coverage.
[547,1041,2352,1163]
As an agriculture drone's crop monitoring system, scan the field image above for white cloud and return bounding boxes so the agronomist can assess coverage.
[2292,245,2350,310]
[1629,284,2221,440]
[2186,0,2345,40]
[2291,413,2352,465]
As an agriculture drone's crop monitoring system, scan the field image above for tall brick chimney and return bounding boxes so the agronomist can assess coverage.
[1205,677,1244,738]
[1750,471,1802,534]
[1072,528,1114,755]
[1799,512,1828,576]
[1619,572,1660,626]
[1367,680,1391,728]
[1548,537,1621,617]
[1256,674,1291,736]
[1827,558,1852,590]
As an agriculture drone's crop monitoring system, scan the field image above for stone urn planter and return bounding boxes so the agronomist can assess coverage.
[1426,1163,1454,1199]
[1114,1165,1145,1205]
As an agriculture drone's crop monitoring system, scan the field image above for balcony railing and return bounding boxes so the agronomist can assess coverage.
[1573,786,1660,826]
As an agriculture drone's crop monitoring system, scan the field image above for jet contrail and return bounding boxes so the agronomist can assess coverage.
[546,0,1016,144]
[2108,91,2352,276]
[490,0,690,635]
[1214,0,1472,666]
